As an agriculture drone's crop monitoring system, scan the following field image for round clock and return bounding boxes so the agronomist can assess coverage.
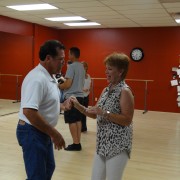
[130,48,144,61]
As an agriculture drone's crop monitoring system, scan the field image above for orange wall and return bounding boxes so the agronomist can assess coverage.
[0,32,33,100]
[0,16,62,100]
[0,15,180,112]
[0,15,33,36]
[33,25,62,66]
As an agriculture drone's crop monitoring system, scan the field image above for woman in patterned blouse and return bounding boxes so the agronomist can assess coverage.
[71,52,134,180]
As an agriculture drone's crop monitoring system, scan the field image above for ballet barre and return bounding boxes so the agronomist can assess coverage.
[91,78,154,114]
[0,73,22,103]
[91,78,106,106]
[126,79,154,114]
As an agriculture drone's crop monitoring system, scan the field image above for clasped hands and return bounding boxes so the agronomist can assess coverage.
[70,96,104,116]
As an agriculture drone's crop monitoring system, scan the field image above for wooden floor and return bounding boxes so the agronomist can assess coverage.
[0,99,180,180]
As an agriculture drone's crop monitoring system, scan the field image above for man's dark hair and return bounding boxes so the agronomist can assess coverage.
[39,40,65,61]
[69,47,80,58]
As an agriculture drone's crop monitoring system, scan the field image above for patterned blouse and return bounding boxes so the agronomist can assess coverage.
[96,81,133,159]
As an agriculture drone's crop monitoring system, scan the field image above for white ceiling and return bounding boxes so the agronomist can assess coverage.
[1,0,180,29]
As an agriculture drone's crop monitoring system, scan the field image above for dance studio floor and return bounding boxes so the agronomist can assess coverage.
[0,99,180,180]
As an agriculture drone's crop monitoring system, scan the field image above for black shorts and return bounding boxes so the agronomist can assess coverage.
[64,97,84,124]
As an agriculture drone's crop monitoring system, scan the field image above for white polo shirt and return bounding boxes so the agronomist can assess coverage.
[19,64,60,127]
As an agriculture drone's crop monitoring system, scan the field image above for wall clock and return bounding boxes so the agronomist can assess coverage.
[130,48,144,62]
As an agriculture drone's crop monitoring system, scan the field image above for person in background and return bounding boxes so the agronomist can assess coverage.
[59,47,85,151]
[55,60,65,103]
[71,52,134,180]
[56,60,72,114]
[16,40,72,180]
[67,60,72,67]
[81,61,91,132]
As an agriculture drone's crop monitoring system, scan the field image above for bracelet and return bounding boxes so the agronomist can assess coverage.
[81,107,87,114]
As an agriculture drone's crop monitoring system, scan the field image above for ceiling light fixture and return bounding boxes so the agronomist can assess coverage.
[175,19,180,23]
[45,16,87,21]
[171,13,180,24]
[64,22,101,26]
[6,4,58,11]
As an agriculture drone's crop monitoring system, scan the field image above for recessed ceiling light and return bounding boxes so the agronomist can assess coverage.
[175,19,180,23]
[6,4,58,11]
[64,22,101,26]
[45,16,87,21]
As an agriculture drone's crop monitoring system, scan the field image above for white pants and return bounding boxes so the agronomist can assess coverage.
[91,151,128,180]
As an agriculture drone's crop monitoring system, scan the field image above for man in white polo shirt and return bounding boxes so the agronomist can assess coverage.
[16,40,70,180]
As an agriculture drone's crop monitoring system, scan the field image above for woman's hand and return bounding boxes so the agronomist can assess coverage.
[63,98,72,110]
[86,106,103,116]
[70,96,80,108]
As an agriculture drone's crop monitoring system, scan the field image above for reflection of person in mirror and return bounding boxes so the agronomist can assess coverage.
[71,52,134,180]
[16,40,72,180]
[81,61,91,132]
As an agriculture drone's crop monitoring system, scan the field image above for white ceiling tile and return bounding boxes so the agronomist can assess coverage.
[71,11,119,16]
[65,6,112,13]
[125,13,170,18]
[0,0,179,28]
[0,12,29,19]
[130,15,173,20]
[35,12,74,18]
[166,7,180,13]
[110,4,163,11]
[162,2,180,7]
[0,6,13,11]
[135,18,175,23]
[121,8,167,15]
[140,22,177,27]
[106,23,140,27]
[101,0,159,6]
[96,18,134,23]
[52,1,104,8]
[86,14,126,20]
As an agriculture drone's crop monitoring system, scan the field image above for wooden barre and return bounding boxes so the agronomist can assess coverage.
[91,78,154,114]
[0,74,23,103]
[91,77,154,82]
[0,74,22,77]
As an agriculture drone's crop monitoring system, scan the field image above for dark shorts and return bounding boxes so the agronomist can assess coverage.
[64,97,84,124]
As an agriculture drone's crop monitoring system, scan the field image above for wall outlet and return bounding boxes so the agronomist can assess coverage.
[95,97,98,101]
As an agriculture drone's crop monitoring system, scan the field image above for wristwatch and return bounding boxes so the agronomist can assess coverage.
[104,111,110,119]
[106,111,110,115]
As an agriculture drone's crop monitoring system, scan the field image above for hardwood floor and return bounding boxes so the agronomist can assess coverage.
[0,100,180,180]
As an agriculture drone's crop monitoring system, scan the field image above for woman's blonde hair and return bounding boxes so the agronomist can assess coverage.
[81,61,88,69]
[104,53,130,80]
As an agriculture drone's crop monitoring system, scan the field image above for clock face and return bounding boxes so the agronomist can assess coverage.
[130,48,144,61]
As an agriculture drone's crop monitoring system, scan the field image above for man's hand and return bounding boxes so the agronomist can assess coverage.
[63,98,72,110]
[70,96,80,108]
[51,131,65,150]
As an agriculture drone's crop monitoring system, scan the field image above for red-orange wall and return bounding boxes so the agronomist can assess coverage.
[0,15,180,113]
[0,32,33,99]
[0,15,33,36]
[59,28,180,113]
[33,25,62,66]
[0,16,62,100]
